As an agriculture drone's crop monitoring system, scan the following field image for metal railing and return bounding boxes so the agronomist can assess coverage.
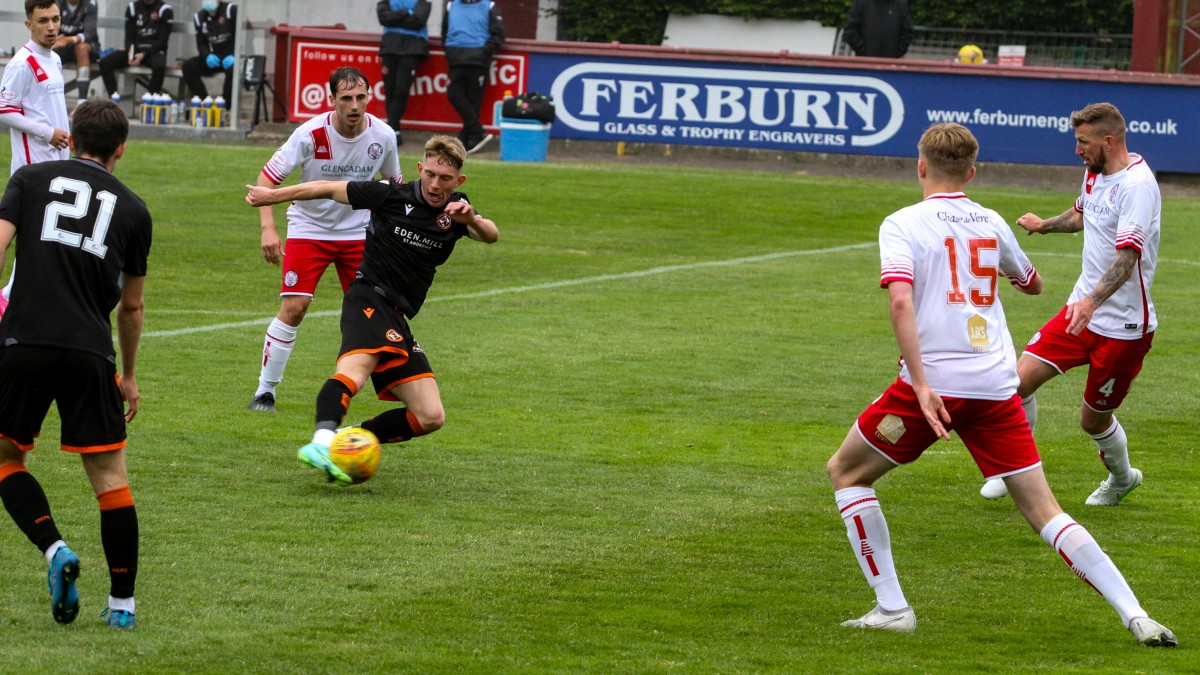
[907,26,1132,70]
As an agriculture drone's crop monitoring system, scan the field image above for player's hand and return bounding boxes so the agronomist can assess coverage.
[222,54,235,70]
[206,53,221,69]
[245,184,279,208]
[1064,297,1096,335]
[129,52,144,66]
[260,227,282,265]
[1015,213,1043,235]
[442,200,475,223]
[49,129,70,150]
[121,375,140,422]
[914,383,952,441]
[54,34,73,49]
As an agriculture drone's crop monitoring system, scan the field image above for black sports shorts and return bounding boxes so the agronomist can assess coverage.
[339,282,435,401]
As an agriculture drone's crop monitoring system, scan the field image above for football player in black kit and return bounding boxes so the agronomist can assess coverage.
[246,135,498,485]
[0,99,151,628]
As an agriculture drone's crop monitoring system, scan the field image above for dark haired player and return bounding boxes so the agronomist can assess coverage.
[0,99,150,629]
[246,135,498,485]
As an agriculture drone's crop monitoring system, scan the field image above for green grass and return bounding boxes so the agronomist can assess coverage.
[1,140,1198,673]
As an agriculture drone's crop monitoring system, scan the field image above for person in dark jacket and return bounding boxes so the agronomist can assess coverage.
[99,0,174,97]
[53,0,101,100]
[378,0,431,146]
[441,0,504,155]
[842,0,912,59]
[181,0,237,103]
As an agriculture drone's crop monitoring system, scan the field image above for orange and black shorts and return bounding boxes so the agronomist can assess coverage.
[338,282,435,401]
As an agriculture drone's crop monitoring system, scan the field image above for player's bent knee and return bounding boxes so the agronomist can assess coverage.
[417,409,446,434]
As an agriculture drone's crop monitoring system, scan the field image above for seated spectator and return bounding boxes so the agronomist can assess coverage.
[53,0,101,101]
[99,0,174,98]
[181,1,238,103]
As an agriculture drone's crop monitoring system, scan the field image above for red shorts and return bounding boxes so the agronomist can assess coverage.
[1022,307,1153,412]
[856,379,1041,480]
[279,238,364,297]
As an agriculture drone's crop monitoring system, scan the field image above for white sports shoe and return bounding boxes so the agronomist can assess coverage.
[1128,616,1178,647]
[980,478,1009,499]
[841,605,916,633]
[1085,468,1143,506]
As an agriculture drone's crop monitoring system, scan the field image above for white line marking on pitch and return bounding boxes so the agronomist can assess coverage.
[143,242,875,338]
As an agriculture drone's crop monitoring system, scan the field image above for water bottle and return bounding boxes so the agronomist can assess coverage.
[214,96,227,127]
[152,93,165,124]
[110,92,121,106]
[201,96,213,128]
[140,92,153,124]
[190,95,202,127]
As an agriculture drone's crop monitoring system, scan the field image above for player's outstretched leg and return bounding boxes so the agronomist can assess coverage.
[297,440,352,486]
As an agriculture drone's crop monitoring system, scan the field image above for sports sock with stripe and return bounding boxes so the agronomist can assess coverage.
[1040,512,1144,625]
[835,487,908,612]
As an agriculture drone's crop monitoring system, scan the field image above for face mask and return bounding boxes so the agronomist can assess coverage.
[201,0,218,12]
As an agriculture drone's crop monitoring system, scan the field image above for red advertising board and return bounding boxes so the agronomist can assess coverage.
[288,38,526,133]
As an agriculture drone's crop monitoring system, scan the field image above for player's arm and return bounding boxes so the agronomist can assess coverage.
[887,281,951,440]
[1064,247,1139,336]
[115,273,145,423]
[254,172,284,265]
[0,218,15,264]
[1015,207,1082,235]
[443,200,498,243]
[246,180,350,207]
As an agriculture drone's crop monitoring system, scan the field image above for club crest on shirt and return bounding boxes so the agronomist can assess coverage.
[367,142,383,160]
[436,214,452,230]
[284,270,298,287]
[875,414,906,445]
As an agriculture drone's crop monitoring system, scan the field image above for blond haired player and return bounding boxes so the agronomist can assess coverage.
[826,122,1176,646]
[980,102,1161,506]
[249,66,400,413]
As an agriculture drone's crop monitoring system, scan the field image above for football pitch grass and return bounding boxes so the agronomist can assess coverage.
[2,140,1198,672]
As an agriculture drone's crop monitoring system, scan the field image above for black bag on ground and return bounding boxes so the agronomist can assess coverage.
[501,92,556,123]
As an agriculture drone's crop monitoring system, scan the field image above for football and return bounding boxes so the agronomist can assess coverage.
[958,44,985,64]
[329,427,381,484]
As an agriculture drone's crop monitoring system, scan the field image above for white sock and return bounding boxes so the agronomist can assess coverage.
[1091,417,1131,483]
[44,539,65,563]
[1040,513,1145,626]
[1022,393,1038,431]
[312,428,335,446]
[835,487,908,612]
[108,594,135,612]
[257,318,298,396]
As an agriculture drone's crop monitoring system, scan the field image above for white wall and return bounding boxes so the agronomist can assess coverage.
[663,14,837,56]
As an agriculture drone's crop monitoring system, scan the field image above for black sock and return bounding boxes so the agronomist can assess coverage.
[315,377,356,429]
[361,408,421,444]
[0,470,63,553]
[100,505,138,599]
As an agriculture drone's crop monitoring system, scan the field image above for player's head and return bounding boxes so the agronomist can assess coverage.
[328,67,371,133]
[917,122,978,183]
[1071,102,1125,173]
[416,135,468,208]
[71,100,129,163]
[25,0,60,48]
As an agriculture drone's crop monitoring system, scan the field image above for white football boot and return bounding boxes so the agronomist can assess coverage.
[1128,616,1178,647]
[841,605,916,633]
[1086,468,1143,506]
[980,477,1009,499]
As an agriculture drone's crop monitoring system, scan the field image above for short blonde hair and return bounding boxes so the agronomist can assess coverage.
[918,122,978,181]
[424,135,466,171]
[1071,102,1125,141]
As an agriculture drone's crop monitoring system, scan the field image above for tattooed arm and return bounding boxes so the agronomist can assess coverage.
[1015,207,1083,235]
[1064,247,1140,335]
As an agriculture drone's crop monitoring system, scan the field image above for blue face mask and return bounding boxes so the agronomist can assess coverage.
[201,0,218,12]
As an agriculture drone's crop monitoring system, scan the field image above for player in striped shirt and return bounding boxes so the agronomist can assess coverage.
[0,0,73,316]
[979,103,1161,506]
[248,67,400,413]
[826,123,1175,646]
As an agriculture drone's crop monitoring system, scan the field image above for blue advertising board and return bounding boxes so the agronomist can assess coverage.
[527,53,1200,173]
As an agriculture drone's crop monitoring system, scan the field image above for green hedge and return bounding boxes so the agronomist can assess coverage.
[552,0,1133,46]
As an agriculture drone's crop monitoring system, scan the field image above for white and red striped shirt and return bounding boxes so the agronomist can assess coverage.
[1070,154,1160,339]
[0,41,70,172]
[879,192,1039,400]
[260,112,400,241]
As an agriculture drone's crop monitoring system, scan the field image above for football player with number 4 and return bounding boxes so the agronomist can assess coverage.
[825,122,1176,646]
[980,102,1161,507]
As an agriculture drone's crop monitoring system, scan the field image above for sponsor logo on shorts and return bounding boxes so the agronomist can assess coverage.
[436,214,452,230]
[411,341,423,353]
[368,142,383,160]
[284,270,299,287]
[1027,331,1041,346]
[385,329,403,342]
[875,414,906,445]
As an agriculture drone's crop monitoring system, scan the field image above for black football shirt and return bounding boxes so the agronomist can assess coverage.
[0,157,152,359]
[346,178,471,318]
